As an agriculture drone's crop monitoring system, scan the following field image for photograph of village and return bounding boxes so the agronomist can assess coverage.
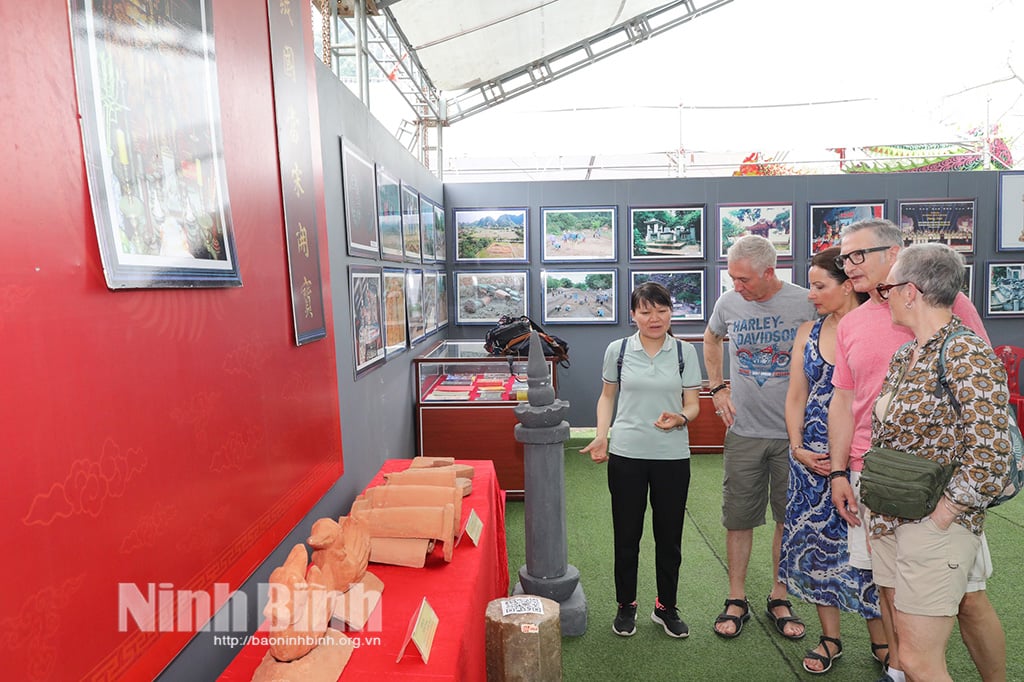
[542,270,616,323]
[630,206,704,259]
[454,208,527,262]
[719,204,792,257]
[630,269,705,321]
[899,199,975,253]
[455,271,528,324]
[542,207,617,261]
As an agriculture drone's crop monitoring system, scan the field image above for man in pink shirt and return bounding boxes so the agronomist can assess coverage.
[828,219,1004,682]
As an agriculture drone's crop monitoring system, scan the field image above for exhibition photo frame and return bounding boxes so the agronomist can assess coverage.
[454,270,529,325]
[986,262,1024,317]
[341,139,379,259]
[963,262,974,301]
[629,206,705,260]
[541,206,617,262]
[401,182,422,263]
[382,267,408,357]
[718,203,793,259]
[453,207,528,263]
[808,202,885,255]
[422,270,439,333]
[436,272,449,329]
[997,171,1024,251]
[406,268,427,342]
[420,196,438,263]
[433,203,447,261]
[349,266,385,376]
[898,198,975,253]
[541,269,617,324]
[376,165,403,261]
[629,269,706,322]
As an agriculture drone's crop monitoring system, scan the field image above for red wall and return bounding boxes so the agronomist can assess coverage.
[0,3,342,679]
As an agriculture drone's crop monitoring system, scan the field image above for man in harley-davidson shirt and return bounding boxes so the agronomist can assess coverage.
[704,235,816,639]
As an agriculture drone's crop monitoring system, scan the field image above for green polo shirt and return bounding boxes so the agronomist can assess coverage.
[601,332,703,460]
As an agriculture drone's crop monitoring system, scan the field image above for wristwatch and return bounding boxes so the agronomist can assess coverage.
[828,470,850,481]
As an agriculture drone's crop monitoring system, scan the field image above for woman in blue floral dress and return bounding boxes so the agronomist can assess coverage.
[780,247,884,674]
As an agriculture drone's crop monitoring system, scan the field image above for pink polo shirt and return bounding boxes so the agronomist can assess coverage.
[831,293,988,470]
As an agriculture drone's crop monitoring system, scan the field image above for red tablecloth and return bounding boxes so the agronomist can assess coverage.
[219,459,508,681]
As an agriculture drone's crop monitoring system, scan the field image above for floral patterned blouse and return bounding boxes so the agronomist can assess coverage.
[868,318,1013,537]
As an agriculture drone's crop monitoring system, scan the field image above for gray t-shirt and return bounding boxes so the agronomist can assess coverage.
[707,282,816,439]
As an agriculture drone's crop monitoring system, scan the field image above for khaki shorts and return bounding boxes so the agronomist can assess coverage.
[871,519,980,617]
[850,473,992,591]
[721,432,789,530]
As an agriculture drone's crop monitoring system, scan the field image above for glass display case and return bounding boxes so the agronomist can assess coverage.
[414,341,557,497]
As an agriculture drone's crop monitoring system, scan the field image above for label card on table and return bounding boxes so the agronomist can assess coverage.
[397,597,439,664]
[463,508,483,546]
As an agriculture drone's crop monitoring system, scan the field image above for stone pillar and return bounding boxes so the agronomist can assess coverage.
[512,332,587,636]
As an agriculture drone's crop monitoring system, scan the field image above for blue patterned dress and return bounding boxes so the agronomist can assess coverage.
[778,317,880,618]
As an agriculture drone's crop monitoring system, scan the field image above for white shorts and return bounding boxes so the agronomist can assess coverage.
[847,471,992,592]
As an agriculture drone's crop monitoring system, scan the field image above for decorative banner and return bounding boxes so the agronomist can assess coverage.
[268,0,327,344]
[69,0,241,288]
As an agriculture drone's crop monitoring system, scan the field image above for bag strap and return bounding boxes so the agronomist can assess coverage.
[934,328,978,418]
[616,337,685,389]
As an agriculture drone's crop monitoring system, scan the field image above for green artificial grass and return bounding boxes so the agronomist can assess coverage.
[503,438,1024,681]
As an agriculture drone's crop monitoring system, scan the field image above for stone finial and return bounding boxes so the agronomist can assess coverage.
[527,331,556,407]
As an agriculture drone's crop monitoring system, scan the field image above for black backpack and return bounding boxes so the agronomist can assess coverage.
[484,315,570,368]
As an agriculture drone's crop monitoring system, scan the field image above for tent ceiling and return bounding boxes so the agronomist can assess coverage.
[387,0,681,92]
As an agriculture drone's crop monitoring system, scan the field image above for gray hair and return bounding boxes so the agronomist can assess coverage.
[891,243,964,308]
[727,235,777,271]
[840,218,903,248]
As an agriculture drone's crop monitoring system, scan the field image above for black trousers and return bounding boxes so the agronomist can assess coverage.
[607,454,691,609]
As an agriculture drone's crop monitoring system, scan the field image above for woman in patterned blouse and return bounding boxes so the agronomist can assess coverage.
[868,243,1013,682]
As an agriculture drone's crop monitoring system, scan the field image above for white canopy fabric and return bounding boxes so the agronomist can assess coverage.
[388,0,673,91]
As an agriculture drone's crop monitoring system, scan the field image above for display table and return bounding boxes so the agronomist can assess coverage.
[218,459,509,681]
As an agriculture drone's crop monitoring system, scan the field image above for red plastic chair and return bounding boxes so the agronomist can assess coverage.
[995,345,1024,425]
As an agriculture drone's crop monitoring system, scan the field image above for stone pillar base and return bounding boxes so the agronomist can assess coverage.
[485,596,561,681]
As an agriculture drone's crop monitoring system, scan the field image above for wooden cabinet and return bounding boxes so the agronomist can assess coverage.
[414,341,557,498]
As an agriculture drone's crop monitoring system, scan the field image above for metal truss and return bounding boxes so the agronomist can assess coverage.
[444,0,735,124]
[319,0,733,176]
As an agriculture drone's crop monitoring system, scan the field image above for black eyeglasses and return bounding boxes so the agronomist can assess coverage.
[876,281,921,300]
[834,246,891,269]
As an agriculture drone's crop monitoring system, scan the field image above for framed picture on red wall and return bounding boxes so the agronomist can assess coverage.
[69,0,242,289]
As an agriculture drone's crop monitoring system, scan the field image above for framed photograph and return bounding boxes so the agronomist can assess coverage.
[629,269,706,321]
[453,207,528,262]
[422,270,439,333]
[963,263,974,301]
[433,203,447,261]
[542,269,617,324]
[69,0,241,288]
[986,262,1024,317]
[376,165,403,261]
[997,171,1024,251]
[341,139,379,259]
[541,206,617,262]
[629,206,705,260]
[719,266,793,294]
[382,268,408,357]
[401,182,421,263]
[420,197,437,262]
[406,269,426,342]
[436,272,449,328]
[719,203,793,258]
[898,199,975,253]
[349,266,384,375]
[808,202,885,255]
[454,271,528,325]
